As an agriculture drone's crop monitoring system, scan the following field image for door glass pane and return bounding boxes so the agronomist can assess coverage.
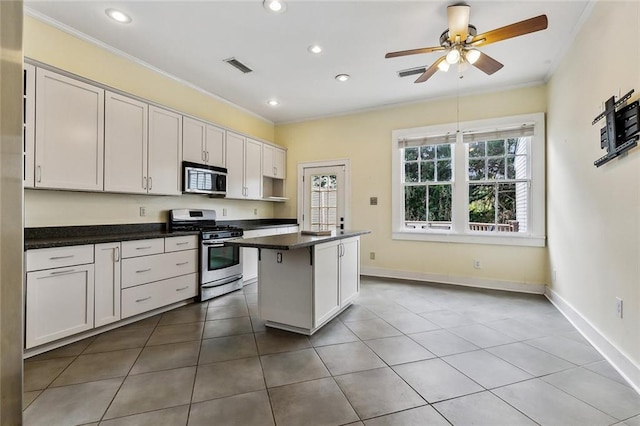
[311,174,338,231]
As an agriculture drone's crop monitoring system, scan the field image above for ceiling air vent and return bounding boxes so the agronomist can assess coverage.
[397,67,426,78]
[224,57,253,74]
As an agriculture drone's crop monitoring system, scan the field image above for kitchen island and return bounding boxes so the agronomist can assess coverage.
[226,230,370,335]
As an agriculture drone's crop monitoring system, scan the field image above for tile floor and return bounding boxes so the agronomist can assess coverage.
[23,277,640,426]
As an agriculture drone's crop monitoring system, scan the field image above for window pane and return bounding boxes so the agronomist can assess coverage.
[420,145,435,160]
[405,163,418,182]
[468,159,486,180]
[497,183,516,230]
[420,161,435,181]
[469,183,495,227]
[405,186,426,222]
[437,160,452,181]
[487,158,505,179]
[429,185,452,222]
[405,147,419,161]
[437,144,451,159]
[514,155,528,179]
[514,181,528,232]
[506,157,516,179]
[507,138,518,154]
[487,140,505,156]
[468,141,485,158]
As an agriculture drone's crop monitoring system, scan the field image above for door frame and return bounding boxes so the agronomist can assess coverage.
[297,159,351,231]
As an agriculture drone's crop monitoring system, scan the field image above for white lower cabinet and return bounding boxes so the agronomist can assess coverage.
[243,226,299,284]
[94,242,121,328]
[26,264,95,349]
[122,273,197,318]
[121,249,197,289]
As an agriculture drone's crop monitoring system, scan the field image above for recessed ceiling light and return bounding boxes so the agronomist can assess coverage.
[105,8,132,24]
[308,45,323,54]
[267,99,280,107]
[335,74,350,82]
[263,0,287,14]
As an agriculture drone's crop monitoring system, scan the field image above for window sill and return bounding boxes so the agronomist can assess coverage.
[392,230,546,247]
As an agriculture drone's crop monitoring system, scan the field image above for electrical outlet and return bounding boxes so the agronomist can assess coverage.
[253,208,258,216]
[139,206,146,217]
[616,297,623,318]
[473,259,481,269]
[222,208,227,216]
[370,252,375,260]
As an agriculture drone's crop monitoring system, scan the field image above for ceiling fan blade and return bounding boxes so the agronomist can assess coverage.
[472,52,504,75]
[385,46,445,59]
[447,4,471,42]
[471,15,548,47]
[414,57,446,83]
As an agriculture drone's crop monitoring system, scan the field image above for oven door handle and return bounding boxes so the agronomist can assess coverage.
[201,274,243,288]
[202,242,226,248]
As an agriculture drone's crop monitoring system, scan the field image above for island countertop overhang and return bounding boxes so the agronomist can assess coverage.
[226,230,371,250]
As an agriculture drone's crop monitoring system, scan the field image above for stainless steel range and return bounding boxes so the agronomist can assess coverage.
[169,209,243,301]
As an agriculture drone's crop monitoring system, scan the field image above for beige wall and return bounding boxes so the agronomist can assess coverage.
[275,86,548,289]
[24,16,277,227]
[547,1,639,369]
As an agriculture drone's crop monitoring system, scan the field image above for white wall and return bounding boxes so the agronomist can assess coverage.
[547,0,639,382]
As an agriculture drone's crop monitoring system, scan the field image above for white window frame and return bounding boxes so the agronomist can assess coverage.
[391,112,546,247]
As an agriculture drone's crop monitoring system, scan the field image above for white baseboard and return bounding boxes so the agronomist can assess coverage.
[361,266,545,294]
[545,287,640,394]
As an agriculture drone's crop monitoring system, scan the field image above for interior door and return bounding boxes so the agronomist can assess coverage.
[302,165,346,232]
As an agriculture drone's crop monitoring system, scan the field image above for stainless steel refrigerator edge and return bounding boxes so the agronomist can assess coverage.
[0,0,25,423]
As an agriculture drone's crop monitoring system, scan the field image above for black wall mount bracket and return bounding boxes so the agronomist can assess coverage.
[592,89,639,167]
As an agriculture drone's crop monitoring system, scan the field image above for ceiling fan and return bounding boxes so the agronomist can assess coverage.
[385,4,548,83]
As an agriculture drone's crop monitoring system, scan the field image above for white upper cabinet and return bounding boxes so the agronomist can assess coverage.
[148,106,182,195]
[226,131,262,199]
[24,64,36,188]
[263,144,286,179]
[183,117,226,168]
[35,68,104,191]
[104,91,148,194]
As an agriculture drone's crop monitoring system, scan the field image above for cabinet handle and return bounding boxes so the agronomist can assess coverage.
[175,286,189,291]
[36,165,42,183]
[273,166,277,176]
[176,261,189,266]
[148,176,153,190]
[136,246,152,250]
[114,246,120,262]
[202,151,206,162]
[135,297,151,303]
[205,151,210,162]
[49,269,75,276]
[49,255,74,260]
[135,268,152,273]
[175,242,189,246]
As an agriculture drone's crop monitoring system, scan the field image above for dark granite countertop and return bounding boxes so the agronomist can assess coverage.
[25,219,299,250]
[226,230,370,250]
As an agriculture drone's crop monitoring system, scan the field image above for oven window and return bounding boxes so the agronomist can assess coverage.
[208,245,239,271]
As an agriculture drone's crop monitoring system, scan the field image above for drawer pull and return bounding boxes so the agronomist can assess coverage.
[135,297,151,303]
[136,246,152,250]
[176,261,189,266]
[176,242,189,246]
[49,255,74,260]
[46,269,75,276]
[175,286,189,291]
[135,268,152,273]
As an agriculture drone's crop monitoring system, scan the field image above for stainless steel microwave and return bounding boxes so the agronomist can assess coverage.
[182,162,227,196]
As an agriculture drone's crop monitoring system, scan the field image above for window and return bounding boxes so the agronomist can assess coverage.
[392,113,545,247]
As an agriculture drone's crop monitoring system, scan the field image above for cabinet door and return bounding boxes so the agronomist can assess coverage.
[148,106,182,195]
[225,131,245,198]
[242,247,259,283]
[183,116,206,164]
[24,64,36,188]
[313,240,340,327]
[274,147,286,179]
[94,242,121,328]
[26,264,95,348]
[245,139,263,199]
[205,124,226,167]
[104,91,148,193]
[339,237,360,306]
[262,144,275,178]
[35,68,104,191]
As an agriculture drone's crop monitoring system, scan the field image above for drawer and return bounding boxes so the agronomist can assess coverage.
[121,249,198,289]
[121,238,164,258]
[121,273,198,318]
[165,235,198,252]
[26,245,94,272]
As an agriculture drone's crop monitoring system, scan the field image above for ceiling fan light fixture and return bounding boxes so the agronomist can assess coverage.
[263,0,287,14]
[437,60,450,73]
[465,49,481,64]
[445,48,461,64]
